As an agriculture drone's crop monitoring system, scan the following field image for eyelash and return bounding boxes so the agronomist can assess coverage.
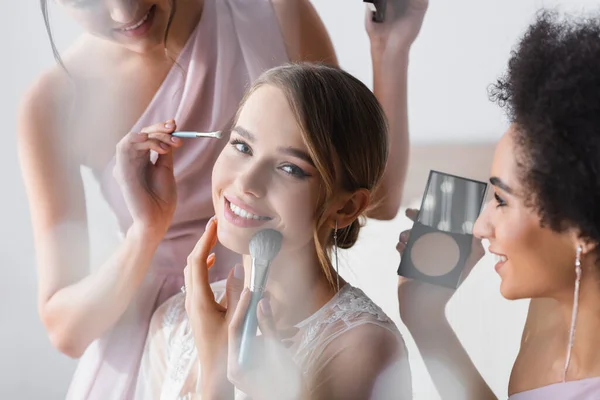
[229,139,309,179]
[494,192,506,208]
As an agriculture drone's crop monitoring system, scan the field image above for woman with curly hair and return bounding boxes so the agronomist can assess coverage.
[396,10,600,399]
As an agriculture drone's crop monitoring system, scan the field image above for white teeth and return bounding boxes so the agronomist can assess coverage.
[228,202,266,220]
[121,11,149,31]
[495,255,507,263]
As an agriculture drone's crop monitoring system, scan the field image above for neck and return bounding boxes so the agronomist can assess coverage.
[164,0,204,55]
[242,244,341,328]
[553,268,600,380]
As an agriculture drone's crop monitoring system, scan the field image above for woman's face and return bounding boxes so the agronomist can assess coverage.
[211,85,324,256]
[473,125,578,300]
[56,0,172,53]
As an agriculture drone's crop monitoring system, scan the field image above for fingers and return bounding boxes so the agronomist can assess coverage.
[138,119,182,152]
[155,145,175,170]
[140,119,177,135]
[228,288,252,360]
[225,265,245,321]
[147,132,182,148]
[396,241,406,254]
[399,229,410,243]
[405,208,419,222]
[188,218,219,303]
[396,229,411,255]
[396,208,417,255]
[132,138,172,155]
[257,298,278,339]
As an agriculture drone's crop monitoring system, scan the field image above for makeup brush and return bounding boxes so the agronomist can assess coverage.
[172,130,222,139]
[238,229,283,367]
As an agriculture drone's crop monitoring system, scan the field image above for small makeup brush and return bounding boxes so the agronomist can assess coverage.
[172,130,222,139]
[238,229,283,367]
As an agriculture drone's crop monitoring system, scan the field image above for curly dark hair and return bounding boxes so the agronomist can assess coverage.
[489,10,600,253]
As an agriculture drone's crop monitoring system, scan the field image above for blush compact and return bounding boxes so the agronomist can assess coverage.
[398,170,488,289]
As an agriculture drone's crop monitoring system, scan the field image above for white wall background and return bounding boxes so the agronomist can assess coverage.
[1,0,598,399]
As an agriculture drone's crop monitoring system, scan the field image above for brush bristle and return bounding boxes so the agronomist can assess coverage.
[249,229,283,262]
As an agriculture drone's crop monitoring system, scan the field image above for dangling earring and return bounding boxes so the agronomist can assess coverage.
[334,221,340,292]
[563,244,583,382]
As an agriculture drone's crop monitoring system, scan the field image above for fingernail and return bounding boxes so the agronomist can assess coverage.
[205,216,215,230]
[234,264,244,279]
[171,136,179,143]
[165,122,175,129]
[260,299,272,315]
[159,143,169,150]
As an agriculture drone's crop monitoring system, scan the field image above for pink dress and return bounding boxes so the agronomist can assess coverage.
[508,377,600,400]
[66,0,289,398]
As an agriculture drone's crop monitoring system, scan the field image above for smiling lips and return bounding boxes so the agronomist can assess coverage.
[224,196,272,228]
[115,5,155,37]
[491,252,508,272]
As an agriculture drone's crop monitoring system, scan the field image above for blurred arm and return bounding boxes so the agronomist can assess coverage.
[17,72,163,358]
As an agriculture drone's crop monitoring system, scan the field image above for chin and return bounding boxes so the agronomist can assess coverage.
[499,284,523,300]
[216,223,252,255]
[499,278,540,301]
[119,37,165,54]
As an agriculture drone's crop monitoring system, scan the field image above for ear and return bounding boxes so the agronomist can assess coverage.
[329,189,370,229]
[570,230,597,257]
[579,240,597,257]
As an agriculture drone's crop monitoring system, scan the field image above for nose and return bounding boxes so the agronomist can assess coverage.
[107,0,140,24]
[473,200,493,240]
[235,162,268,199]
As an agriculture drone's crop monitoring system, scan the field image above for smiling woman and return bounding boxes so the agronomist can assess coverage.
[135,63,411,400]
[20,0,338,398]
[396,10,600,400]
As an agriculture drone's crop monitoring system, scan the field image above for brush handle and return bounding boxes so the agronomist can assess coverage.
[238,290,263,367]
[172,131,221,139]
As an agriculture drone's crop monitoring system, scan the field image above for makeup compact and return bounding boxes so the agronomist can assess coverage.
[398,170,488,289]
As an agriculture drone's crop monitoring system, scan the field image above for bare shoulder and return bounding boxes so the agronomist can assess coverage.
[343,322,405,355]
[18,34,111,151]
[17,64,73,147]
[316,323,411,399]
[269,0,338,65]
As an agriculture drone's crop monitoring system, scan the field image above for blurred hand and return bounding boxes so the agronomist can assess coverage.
[396,208,485,325]
[113,119,182,237]
[226,293,305,400]
[365,0,429,53]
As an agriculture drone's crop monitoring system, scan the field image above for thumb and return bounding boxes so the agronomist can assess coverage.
[225,264,245,318]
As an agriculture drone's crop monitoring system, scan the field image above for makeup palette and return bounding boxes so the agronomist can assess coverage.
[398,170,488,289]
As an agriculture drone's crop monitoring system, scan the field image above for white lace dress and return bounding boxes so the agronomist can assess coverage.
[135,282,411,399]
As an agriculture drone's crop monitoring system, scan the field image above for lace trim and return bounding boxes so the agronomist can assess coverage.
[294,286,397,370]
[161,294,198,399]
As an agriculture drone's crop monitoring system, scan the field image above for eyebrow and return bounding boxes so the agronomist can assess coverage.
[490,177,513,194]
[232,126,254,141]
[231,126,315,167]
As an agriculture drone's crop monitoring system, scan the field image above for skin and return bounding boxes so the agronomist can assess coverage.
[18,0,425,358]
[183,85,411,400]
[396,126,600,398]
